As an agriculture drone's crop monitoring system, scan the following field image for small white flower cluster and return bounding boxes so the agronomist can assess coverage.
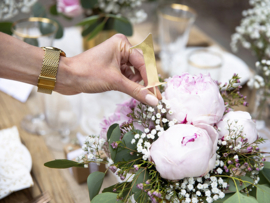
[76,135,107,166]
[223,120,246,151]
[247,74,265,89]
[131,101,177,161]
[248,60,270,89]
[231,0,270,58]
[0,0,37,20]
[164,175,226,203]
[97,0,147,23]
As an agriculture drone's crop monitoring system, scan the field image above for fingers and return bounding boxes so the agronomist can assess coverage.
[114,34,163,101]
[117,76,159,106]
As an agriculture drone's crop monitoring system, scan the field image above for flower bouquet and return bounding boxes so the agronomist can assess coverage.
[45,72,270,203]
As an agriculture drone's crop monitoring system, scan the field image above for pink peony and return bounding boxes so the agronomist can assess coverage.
[162,73,225,125]
[99,98,144,140]
[150,124,218,180]
[57,0,82,17]
[217,111,258,144]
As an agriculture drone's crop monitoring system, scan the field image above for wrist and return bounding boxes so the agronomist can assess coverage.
[54,56,80,95]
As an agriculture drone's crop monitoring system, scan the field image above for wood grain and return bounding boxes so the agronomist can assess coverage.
[0,92,74,203]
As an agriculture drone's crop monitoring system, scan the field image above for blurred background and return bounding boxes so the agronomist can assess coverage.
[2,0,269,202]
[4,0,256,67]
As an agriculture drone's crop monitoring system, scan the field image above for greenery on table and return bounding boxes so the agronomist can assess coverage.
[0,0,152,42]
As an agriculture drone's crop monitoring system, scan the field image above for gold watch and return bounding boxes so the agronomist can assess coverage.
[37,47,66,94]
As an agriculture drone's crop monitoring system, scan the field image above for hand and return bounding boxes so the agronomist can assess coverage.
[57,34,162,106]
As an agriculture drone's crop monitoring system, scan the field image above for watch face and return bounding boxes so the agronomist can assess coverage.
[42,47,66,57]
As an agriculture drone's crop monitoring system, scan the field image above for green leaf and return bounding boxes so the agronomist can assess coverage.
[82,21,99,37]
[109,125,121,161]
[259,171,270,185]
[102,182,131,200]
[224,192,258,203]
[257,184,270,203]
[91,192,122,203]
[38,21,55,36]
[214,193,235,202]
[87,171,105,201]
[0,22,13,35]
[48,18,64,39]
[229,176,253,192]
[107,123,119,142]
[44,159,83,168]
[80,0,98,9]
[261,162,270,183]
[24,38,39,47]
[87,21,106,40]
[77,15,100,26]
[132,168,150,203]
[114,130,141,164]
[60,13,73,20]
[49,4,58,16]
[31,2,47,18]
[263,162,270,169]
[113,17,133,36]
[106,14,129,22]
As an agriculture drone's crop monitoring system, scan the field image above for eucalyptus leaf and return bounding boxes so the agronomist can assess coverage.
[224,192,258,203]
[77,15,100,26]
[249,186,257,199]
[263,162,270,169]
[102,182,131,200]
[80,0,98,9]
[106,14,129,23]
[102,182,126,193]
[228,176,253,192]
[256,184,270,203]
[60,14,73,21]
[114,130,142,164]
[31,2,47,18]
[261,162,270,183]
[113,17,133,36]
[87,21,106,40]
[44,159,84,168]
[131,168,150,203]
[0,22,13,35]
[214,193,234,202]
[109,125,121,161]
[91,192,122,203]
[48,18,63,39]
[258,171,270,185]
[49,4,58,16]
[87,171,105,200]
[106,123,119,141]
[24,38,39,46]
[82,21,99,37]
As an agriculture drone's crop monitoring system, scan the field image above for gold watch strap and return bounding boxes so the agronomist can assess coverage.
[38,47,65,94]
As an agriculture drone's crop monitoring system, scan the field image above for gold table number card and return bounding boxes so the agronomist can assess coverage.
[130,33,165,95]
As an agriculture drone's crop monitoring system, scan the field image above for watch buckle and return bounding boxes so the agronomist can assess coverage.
[38,75,56,90]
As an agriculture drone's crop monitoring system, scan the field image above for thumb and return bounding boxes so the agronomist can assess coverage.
[118,76,159,106]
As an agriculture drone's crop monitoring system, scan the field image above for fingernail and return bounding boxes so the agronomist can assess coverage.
[145,94,158,106]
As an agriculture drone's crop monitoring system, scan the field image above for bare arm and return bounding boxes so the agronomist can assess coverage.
[0,32,161,105]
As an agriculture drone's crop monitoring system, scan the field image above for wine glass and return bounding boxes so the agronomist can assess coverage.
[13,17,58,135]
[44,93,82,151]
[158,3,196,75]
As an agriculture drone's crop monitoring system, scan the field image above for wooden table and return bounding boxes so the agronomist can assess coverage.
[0,23,254,203]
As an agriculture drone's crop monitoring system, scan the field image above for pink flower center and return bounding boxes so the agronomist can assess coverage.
[182,133,199,146]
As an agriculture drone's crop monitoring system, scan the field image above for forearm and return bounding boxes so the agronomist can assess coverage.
[0,32,76,94]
